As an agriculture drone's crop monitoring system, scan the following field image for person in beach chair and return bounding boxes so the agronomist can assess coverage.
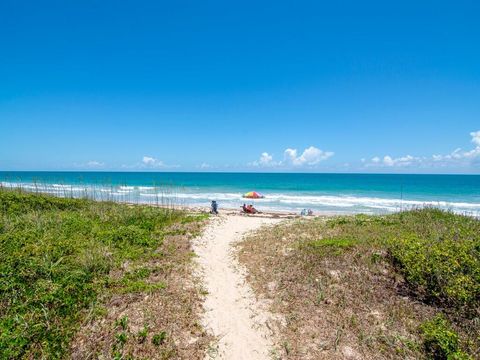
[249,204,260,214]
[210,200,218,215]
[241,203,258,214]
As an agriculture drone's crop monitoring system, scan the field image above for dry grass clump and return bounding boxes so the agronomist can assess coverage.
[238,210,479,359]
[71,224,213,359]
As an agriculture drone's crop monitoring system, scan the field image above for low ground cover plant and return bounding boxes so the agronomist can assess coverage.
[238,208,479,359]
[0,189,209,359]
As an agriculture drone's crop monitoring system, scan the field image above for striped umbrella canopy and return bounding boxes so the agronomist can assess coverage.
[243,191,265,199]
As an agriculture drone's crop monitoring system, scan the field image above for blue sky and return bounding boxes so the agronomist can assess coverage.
[1,0,479,173]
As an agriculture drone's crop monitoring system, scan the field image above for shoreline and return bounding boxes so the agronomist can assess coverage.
[144,203,339,219]
[2,184,480,218]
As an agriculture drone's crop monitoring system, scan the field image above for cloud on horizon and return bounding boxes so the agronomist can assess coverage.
[250,146,334,168]
[71,133,480,172]
[86,160,104,168]
[120,156,179,170]
[73,160,105,169]
[197,162,212,169]
[284,146,334,166]
[364,131,480,169]
[142,156,164,167]
[250,152,278,167]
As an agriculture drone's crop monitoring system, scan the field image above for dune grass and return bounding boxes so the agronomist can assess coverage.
[238,208,479,359]
[0,188,209,359]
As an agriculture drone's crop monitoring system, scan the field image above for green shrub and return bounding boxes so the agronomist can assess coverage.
[98,225,152,246]
[420,315,471,359]
[387,211,480,310]
[323,209,480,312]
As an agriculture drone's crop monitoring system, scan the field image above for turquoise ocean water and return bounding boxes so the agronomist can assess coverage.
[1,172,479,216]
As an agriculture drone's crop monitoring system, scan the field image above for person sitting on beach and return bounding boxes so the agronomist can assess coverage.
[247,204,258,214]
[241,203,258,214]
[211,200,218,215]
[241,203,253,214]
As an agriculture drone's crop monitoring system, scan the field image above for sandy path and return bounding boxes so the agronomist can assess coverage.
[193,214,281,360]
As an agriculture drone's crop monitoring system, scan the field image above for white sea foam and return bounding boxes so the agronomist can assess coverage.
[1,181,479,216]
[138,186,155,191]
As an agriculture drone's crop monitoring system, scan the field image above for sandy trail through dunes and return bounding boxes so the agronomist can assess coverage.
[193,214,281,360]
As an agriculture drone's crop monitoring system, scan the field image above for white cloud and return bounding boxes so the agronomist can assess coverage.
[259,152,273,165]
[73,160,105,169]
[138,156,178,169]
[86,160,104,168]
[379,155,419,167]
[471,131,480,147]
[284,146,334,166]
[198,162,211,169]
[366,154,429,168]
[428,131,480,163]
[142,156,163,166]
[365,130,480,169]
[382,156,394,166]
[250,152,279,167]
[283,148,297,163]
[250,146,333,168]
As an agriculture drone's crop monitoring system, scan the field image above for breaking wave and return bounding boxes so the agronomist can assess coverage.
[1,181,479,216]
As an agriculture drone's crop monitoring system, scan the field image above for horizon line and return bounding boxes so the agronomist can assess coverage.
[1,170,479,176]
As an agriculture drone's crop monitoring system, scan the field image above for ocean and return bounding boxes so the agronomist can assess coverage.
[1,171,479,216]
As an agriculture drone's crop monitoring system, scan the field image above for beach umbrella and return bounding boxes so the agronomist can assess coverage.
[243,191,265,199]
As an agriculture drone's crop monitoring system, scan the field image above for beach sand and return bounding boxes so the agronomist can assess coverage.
[192,214,283,359]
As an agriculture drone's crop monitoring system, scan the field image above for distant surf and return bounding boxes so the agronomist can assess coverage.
[1,172,479,216]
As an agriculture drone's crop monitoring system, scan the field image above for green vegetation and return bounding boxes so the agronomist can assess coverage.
[420,315,471,360]
[324,209,480,312]
[152,331,167,346]
[239,208,479,359]
[318,209,479,358]
[0,189,205,359]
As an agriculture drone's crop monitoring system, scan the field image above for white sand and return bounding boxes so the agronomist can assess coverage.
[193,214,281,360]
